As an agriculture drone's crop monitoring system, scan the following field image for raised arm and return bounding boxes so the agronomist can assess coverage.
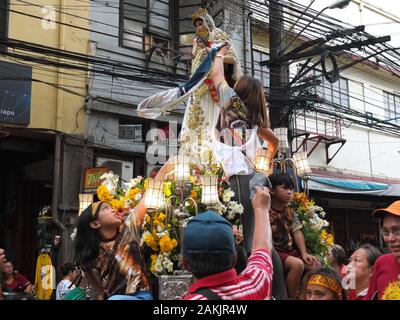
[251,186,272,254]
[210,43,230,88]
[257,127,279,159]
[134,160,175,224]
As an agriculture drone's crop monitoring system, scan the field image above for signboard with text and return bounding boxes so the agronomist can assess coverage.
[0,61,32,125]
[83,167,108,193]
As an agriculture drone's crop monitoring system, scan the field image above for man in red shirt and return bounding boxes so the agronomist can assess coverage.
[182,186,273,300]
[3,261,32,294]
[366,201,400,300]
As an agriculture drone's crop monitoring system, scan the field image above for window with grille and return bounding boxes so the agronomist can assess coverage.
[252,49,270,92]
[120,0,177,56]
[314,70,349,108]
[383,92,400,124]
[119,124,143,141]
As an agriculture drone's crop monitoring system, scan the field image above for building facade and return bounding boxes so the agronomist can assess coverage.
[0,0,90,279]
[85,0,400,252]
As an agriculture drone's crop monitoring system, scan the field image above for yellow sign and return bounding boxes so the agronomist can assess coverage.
[83,167,108,193]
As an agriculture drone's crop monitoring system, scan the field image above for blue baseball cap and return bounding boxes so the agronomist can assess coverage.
[182,211,235,255]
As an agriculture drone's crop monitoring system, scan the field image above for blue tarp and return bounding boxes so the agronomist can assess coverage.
[311,177,389,191]
[308,175,400,196]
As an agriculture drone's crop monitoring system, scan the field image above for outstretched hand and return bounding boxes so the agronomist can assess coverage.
[251,186,271,212]
[154,156,176,181]
[302,252,321,267]
[218,41,230,56]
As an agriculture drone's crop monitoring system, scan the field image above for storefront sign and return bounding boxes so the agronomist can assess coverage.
[0,61,32,125]
[83,167,108,193]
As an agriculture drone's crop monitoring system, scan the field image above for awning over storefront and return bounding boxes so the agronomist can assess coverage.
[308,175,400,197]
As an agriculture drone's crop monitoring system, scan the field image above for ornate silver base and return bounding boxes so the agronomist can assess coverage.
[158,271,193,300]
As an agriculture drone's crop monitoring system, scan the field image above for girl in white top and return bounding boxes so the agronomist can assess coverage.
[210,45,289,300]
[210,44,279,179]
[56,263,78,300]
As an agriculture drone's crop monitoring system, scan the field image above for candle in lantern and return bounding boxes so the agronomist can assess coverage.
[274,127,289,153]
[144,179,165,209]
[253,148,273,175]
[201,175,220,205]
[293,151,312,177]
[174,154,191,181]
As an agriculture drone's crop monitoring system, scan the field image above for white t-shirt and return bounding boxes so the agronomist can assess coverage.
[56,279,75,300]
[212,85,262,177]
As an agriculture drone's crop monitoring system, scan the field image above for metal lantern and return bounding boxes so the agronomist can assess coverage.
[173,154,191,182]
[78,193,94,216]
[274,127,289,153]
[253,148,273,175]
[293,151,312,177]
[200,175,220,205]
[144,179,165,209]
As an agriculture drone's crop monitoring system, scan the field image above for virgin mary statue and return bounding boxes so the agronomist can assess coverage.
[137,8,242,164]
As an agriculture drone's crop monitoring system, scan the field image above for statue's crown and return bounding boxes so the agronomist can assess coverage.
[192,7,208,22]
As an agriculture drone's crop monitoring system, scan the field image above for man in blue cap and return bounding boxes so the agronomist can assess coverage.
[182,186,273,300]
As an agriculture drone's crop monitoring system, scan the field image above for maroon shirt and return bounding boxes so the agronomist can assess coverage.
[5,273,30,292]
[366,254,400,300]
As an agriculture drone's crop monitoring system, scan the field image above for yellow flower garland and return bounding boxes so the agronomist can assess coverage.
[382,281,400,300]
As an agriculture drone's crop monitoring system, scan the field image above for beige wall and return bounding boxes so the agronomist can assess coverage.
[6,0,89,135]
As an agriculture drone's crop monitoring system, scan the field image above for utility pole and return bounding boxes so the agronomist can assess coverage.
[268,0,290,130]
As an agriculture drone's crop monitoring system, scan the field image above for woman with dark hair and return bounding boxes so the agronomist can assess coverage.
[327,244,348,278]
[303,267,346,300]
[56,263,78,300]
[210,44,287,300]
[211,43,279,252]
[345,244,382,300]
[75,163,173,300]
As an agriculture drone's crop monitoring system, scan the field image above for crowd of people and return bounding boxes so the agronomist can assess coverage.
[1,195,399,300]
[1,8,399,301]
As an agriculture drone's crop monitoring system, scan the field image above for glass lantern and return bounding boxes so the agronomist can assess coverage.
[144,179,165,209]
[274,127,289,154]
[79,193,94,216]
[173,154,191,182]
[253,148,273,175]
[292,151,312,177]
[200,175,220,205]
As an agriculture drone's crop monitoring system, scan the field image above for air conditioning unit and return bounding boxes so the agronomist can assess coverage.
[96,157,134,183]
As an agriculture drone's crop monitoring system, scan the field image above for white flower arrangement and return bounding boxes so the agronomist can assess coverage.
[155,253,174,273]
[156,226,169,239]
[100,171,120,195]
[222,188,235,203]
[207,202,227,215]
[226,201,244,220]
[124,176,144,192]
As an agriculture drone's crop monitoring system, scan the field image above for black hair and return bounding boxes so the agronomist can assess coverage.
[268,172,294,189]
[75,204,102,269]
[234,244,248,274]
[303,267,347,300]
[357,244,382,268]
[183,251,235,279]
[330,244,348,266]
[60,263,75,276]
